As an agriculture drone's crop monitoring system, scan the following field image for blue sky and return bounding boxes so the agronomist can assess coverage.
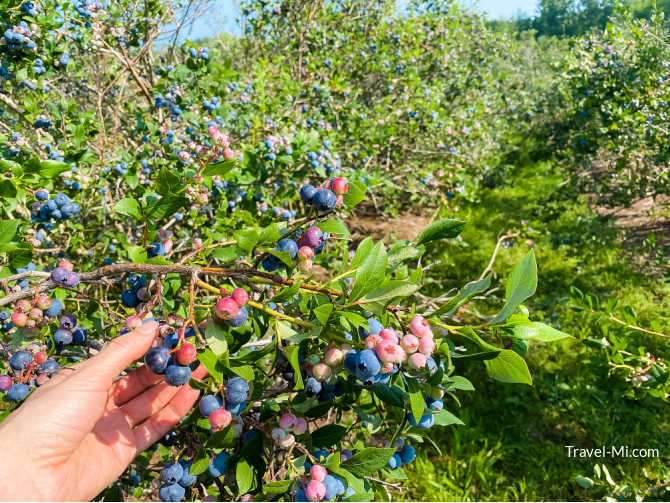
[184,0,540,41]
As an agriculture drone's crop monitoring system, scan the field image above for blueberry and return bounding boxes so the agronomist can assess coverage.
[387,453,401,469]
[311,189,337,212]
[43,298,63,317]
[177,459,197,487]
[225,400,246,415]
[208,452,230,477]
[128,273,147,289]
[145,346,170,374]
[72,326,87,343]
[148,241,165,257]
[50,267,68,283]
[300,184,316,202]
[199,395,223,417]
[226,306,248,327]
[368,318,384,334]
[159,483,185,502]
[160,462,184,484]
[163,332,180,348]
[9,350,32,371]
[165,365,191,386]
[305,377,322,396]
[60,314,77,330]
[226,377,249,404]
[409,412,435,429]
[54,329,73,346]
[356,349,381,380]
[121,290,139,308]
[276,238,298,259]
[35,189,49,201]
[400,444,415,464]
[343,350,359,375]
[7,383,31,401]
[40,359,60,376]
[323,475,340,500]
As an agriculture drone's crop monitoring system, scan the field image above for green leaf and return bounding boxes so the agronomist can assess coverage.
[532,322,572,342]
[206,427,234,448]
[211,246,239,262]
[349,241,387,301]
[198,348,225,383]
[432,275,491,317]
[0,159,21,172]
[114,198,142,219]
[25,158,70,177]
[416,219,465,245]
[312,424,347,447]
[235,229,259,253]
[406,379,425,423]
[230,365,255,380]
[145,195,187,220]
[484,349,533,385]
[342,180,366,208]
[449,376,474,391]
[258,223,282,244]
[388,246,422,269]
[490,251,537,325]
[156,167,183,196]
[433,409,465,426]
[0,220,20,245]
[318,218,350,237]
[372,384,407,408]
[284,345,304,390]
[190,448,210,476]
[340,448,396,477]
[360,281,420,305]
[263,480,292,495]
[205,320,229,356]
[202,159,237,177]
[271,284,300,303]
[314,303,333,324]
[236,459,254,495]
[349,237,373,270]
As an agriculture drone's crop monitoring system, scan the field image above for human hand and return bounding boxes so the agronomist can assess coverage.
[0,321,206,501]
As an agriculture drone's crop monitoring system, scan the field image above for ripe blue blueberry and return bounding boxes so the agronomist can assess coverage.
[40,359,60,376]
[311,188,337,211]
[121,290,139,308]
[60,314,77,330]
[50,267,68,283]
[276,238,298,259]
[177,460,197,487]
[208,452,230,477]
[43,298,63,317]
[165,365,191,386]
[400,445,415,464]
[199,394,223,417]
[159,483,185,502]
[128,273,147,289]
[409,412,435,429]
[300,184,316,202]
[9,350,32,371]
[225,377,249,404]
[145,346,170,374]
[7,383,31,401]
[387,453,402,469]
[160,462,184,484]
[343,350,359,375]
[226,306,248,327]
[305,377,322,396]
[356,349,381,380]
[225,400,246,415]
[72,326,87,344]
[368,318,384,334]
[54,328,73,346]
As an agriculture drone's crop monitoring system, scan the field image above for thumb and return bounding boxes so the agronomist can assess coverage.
[72,321,160,387]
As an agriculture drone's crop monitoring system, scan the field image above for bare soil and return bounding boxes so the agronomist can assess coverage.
[596,195,670,248]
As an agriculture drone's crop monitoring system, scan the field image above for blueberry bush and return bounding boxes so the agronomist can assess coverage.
[0,0,574,501]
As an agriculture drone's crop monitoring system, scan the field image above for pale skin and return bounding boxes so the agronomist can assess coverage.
[0,321,207,501]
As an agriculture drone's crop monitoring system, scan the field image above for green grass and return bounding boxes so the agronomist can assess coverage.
[403,159,670,501]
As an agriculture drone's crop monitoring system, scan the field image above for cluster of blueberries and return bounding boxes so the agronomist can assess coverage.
[158,459,197,502]
[143,332,196,387]
[261,224,328,273]
[295,462,354,502]
[299,177,348,212]
[188,46,209,60]
[21,1,40,16]
[30,189,80,224]
[1,345,60,401]
[51,313,88,348]
[213,287,250,327]
[2,22,37,51]
[74,0,102,19]
[50,263,80,287]
[202,96,220,112]
[386,438,416,470]
[198,376,250,432]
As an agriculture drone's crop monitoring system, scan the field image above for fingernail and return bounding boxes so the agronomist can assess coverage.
[136,320,158,334]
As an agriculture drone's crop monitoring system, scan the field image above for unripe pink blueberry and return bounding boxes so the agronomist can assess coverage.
[240,494,254,502]
[16,299,31,312]
[232,288,248,307]
[163,239,173,254]
[401,334,419,354]
[380,362,395,374]
[28,307,43,320]
[223,147,235,160]
[279,433,295,448]
[271,427,287,442]
[310,465,328,482]
[34,351,47,364]
[418,336,436,355]
[408,352,427,370]
[379,328,398,344]
[376,341,406,363]
[324,347,343,367]
[209,408,232,430]
[336,195,344,207]
[298,246,314,260]
[279,412,297,430]
[177,343,197,365]
[302,227,324,248]
[35,295,52,310]
[136,287,150,302]
[11,311,28,327]
[126,315,143,330]
[214,297,239,320]
[298,259,313,272]
[26,319,37,329]
[305,480,326,502]
[194,238,203,248]
[329,177,349,195]
[208,125,219,136]
[312,363,332,382]
[365,334,383,349]
[293,416,308,435]
[58,260,74,272]
[409,315,431,338]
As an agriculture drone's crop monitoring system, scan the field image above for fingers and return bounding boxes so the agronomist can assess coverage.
[69,321,159,389]
[132,365,206,452]
[108,365,164,408]
[120,365,207,428]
